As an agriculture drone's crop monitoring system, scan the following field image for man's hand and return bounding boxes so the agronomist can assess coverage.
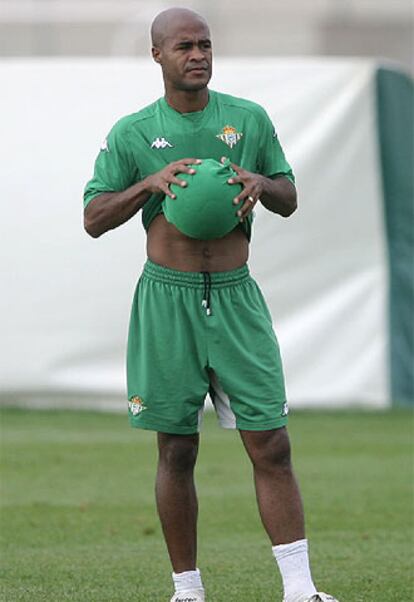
[84,158,203,238]
[145,158,202,199]
[222,156,297,220]
[222,157,264,221]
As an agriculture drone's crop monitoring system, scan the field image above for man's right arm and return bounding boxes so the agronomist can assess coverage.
[84,159,201,238]
[84,181,152,238]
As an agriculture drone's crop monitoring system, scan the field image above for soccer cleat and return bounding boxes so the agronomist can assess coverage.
[170,591,205,602]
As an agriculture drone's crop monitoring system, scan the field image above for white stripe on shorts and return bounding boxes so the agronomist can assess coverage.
[209,370,237,429]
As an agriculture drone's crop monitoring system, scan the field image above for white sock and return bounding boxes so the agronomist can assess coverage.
[272,539,317,602]
[172,568,204,594]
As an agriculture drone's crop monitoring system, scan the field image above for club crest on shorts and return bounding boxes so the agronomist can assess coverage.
[281,402,289,417]
[216,125,243,149]
[128,396,147,416]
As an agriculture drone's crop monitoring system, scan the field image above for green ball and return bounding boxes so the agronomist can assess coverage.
[162,158,243,240]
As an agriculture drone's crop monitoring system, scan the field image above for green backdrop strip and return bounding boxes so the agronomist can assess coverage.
[376,68,414,405]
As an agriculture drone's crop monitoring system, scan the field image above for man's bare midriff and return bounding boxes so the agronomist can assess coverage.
[147,214,249,272]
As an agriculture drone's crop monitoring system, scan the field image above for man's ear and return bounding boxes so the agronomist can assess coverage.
[152,47,161,64]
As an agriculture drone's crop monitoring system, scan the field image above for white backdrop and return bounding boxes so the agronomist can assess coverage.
[0,58,389,409]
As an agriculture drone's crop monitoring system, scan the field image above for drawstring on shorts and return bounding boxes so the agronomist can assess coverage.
[201,271,212,316]
[141,260,250,320]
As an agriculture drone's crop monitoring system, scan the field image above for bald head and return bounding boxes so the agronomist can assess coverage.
[151,7,209,48]
[151,7,212,98]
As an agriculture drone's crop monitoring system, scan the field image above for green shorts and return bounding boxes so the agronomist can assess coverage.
[127,260,288,434]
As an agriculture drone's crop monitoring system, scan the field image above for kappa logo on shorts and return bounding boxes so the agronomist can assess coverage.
[216,125,243,149]
[151,137,174,149]
[281,402,289,417]
[128,396,147,416]
[100,138,109,152]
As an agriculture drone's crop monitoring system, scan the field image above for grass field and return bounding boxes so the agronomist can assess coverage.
[0,407,413,602]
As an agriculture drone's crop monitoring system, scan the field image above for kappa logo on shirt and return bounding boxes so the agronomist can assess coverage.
[151,137,174,149]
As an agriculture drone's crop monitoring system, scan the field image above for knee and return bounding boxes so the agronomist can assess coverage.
[158,434,199,474]
[245,428,292,473]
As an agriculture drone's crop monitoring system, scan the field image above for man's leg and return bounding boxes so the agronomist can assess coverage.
[239,426,304,544]
[156,432,199,572]
[240,427,318,602]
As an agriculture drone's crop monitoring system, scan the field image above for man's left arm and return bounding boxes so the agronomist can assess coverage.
[224,106,297,221]
[259,174,297,217]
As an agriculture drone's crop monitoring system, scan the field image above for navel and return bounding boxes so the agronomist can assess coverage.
[202,246,212,259]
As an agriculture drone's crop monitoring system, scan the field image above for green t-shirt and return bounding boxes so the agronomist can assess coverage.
[83,90,295,241]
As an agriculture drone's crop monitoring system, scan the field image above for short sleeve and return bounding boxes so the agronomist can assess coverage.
[256,108,295,185]
[83,119,139,208]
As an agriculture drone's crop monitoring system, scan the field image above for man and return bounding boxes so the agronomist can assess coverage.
[83,8,339,602]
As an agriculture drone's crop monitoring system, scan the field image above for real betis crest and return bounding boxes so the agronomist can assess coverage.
[216,125,243,149]
[128,396,147,416]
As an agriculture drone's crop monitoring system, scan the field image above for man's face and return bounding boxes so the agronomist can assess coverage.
[152,19,212,92]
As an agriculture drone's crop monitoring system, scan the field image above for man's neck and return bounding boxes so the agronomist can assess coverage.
[164,88,209,113]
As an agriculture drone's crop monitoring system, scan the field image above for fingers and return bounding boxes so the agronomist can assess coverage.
[221,155,242,176]
[182,158,202,165]
[172,175,189,187]
[232,183,259,206]
[233,185,260,219]
[227,175,243,185]
[223,156,244,188]
[163,174,191,199]
[162,159,201,198]
[174,158,202,174]
[226,168,264,220]
[236,195,259,221]
[161,183,177,199]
